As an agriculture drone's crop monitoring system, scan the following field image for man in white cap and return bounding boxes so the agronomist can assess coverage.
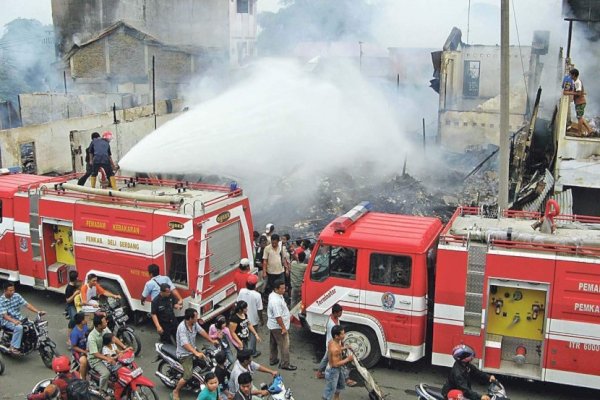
[265,223,275,244]
[234,258,251,292]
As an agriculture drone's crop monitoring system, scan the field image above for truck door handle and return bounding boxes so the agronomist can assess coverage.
[398,300,411,305]
[348,294,359,298]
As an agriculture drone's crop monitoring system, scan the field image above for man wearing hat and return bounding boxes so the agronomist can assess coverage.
[265,223,275,244]
[237,274,263,357]
[234,258,252,292]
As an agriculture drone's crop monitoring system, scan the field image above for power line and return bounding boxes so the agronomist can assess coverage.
[511,0,529,96]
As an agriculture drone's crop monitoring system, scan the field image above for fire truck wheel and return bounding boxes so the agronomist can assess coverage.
[98,278,128,306]
[344,324,381,369]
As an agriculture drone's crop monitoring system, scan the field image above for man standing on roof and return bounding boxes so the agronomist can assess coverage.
[77,132,100,186]
[563,68,593,136]
[90,131,118,190]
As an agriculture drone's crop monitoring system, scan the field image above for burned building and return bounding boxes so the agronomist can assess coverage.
[18,22,205,125]
[51,0,257,68]
[432,28,548,151]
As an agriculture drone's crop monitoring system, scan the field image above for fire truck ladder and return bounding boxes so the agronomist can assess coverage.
[29,190,42,262]
[464,243,487,335]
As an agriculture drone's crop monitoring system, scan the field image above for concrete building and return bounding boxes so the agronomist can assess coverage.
[51,0,257,67]
[432,28,548,151]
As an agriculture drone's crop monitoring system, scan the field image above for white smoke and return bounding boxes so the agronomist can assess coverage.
[120,59,416,208]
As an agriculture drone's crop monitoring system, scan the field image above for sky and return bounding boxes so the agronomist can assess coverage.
[1,0,568,49]
[0,0,53,29]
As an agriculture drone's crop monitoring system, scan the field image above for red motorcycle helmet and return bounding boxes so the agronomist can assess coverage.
[52,355,70,373]
[447,389,464,399]
[102,131,113,141]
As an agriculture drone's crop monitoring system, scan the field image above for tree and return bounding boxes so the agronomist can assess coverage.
[257,0,374,56]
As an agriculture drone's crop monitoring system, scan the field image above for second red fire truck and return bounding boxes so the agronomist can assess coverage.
[297,201,600,390]
[0,170,254,321]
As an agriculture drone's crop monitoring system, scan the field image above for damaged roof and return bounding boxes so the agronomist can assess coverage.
[63,20,213,61]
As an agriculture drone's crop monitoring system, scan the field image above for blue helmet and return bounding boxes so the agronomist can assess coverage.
[452,344,475,362]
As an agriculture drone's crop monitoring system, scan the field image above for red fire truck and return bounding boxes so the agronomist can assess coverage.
[298,202,600,390]
[0,170,254,320]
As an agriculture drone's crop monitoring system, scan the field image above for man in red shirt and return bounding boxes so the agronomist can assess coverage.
[234,258,251,291]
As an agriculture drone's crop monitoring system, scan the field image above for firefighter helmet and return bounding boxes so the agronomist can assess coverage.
[52,355,71,373]
[102,131,113,141]
[447,389,464,399]
[452,344,475,362]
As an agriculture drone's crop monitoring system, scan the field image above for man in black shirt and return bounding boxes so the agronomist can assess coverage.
[151,283,178,344]
[77,132,100,186]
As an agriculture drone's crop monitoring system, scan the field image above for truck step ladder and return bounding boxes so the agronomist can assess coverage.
[29,191,42,261]
[464,243,487,335]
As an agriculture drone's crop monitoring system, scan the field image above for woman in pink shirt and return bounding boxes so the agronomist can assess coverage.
[208,315,236,365]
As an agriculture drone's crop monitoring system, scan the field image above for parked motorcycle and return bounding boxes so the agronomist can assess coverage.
[415,380,510,400]
[154,342,215,391]
[0,311,56,368]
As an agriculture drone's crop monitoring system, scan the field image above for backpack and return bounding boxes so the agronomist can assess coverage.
[65,379,91,400]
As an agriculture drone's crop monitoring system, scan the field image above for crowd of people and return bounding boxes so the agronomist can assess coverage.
[1,220,496,400]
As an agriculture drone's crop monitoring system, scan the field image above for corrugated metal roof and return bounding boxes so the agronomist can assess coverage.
[319,212,443,254]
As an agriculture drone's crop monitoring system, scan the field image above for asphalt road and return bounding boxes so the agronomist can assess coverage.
[1,285,599,400]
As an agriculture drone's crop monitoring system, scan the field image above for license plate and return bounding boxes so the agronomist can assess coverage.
[130,367,143,378]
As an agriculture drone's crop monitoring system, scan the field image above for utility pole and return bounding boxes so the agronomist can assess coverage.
[152,55,157,130]
[358,41,363,72]
[498,0,510,211]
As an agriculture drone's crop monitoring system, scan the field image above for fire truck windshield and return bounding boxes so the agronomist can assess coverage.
[310,245,357,282]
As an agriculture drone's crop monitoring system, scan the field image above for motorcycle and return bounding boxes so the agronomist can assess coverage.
[89,348,157,400]
[154,342,216,391]
[0,311,56,368]
[81,298,142,356]
[416,380,510,400]
[32,349,156,400]
[259,374,295,400]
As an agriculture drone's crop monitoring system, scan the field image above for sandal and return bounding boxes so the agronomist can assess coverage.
[345,379,357,387]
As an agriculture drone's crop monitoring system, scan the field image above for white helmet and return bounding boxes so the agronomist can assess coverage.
[240,258,250,267]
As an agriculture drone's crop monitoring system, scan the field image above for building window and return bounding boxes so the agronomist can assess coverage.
[237,0,249,13]
[369,253,412,288]
[463,60,480,97]
[310,245,357,281]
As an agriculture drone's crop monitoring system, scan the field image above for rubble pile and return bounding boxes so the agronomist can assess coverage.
[257,169,455,239]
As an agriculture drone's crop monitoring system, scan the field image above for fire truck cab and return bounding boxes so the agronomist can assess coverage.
[299,202,443,368]
[0,171,254,321]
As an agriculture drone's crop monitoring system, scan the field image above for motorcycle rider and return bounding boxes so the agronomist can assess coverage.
[88,314,128,397]
[80,274,121,305]
[27,355,81,400]
[172,308,219,400]
[69,312,89,380]
[0,282,44,355]
[441,344,495,400]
